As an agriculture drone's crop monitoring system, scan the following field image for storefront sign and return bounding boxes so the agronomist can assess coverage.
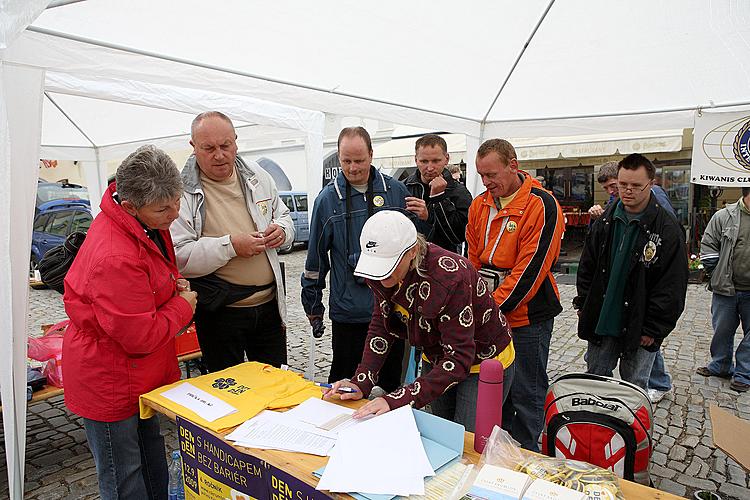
[177,416,332,500]
[692,110,750,187]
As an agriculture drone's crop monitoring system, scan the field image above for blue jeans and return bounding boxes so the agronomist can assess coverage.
[586,337,657,389]
[83,415,168,500]
[501,318,553,452]
[426,361,515,433]
[708,291,750,385]
[647,350,672,392]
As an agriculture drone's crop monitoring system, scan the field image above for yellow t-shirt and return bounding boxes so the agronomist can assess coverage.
[139,362,320,432]
[494,188,520,210]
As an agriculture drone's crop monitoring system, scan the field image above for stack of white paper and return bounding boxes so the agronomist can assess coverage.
[224,410,336,456]
[160,382,237,422]
[316,406,434,496]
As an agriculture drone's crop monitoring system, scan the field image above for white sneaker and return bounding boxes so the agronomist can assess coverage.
[647,388,671,403]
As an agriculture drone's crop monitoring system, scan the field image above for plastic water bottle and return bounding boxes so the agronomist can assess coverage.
[474,359,504,453]
[168,450,185,500]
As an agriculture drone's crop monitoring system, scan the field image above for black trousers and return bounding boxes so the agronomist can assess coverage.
[330,321,405,393]
[194,300,287,373]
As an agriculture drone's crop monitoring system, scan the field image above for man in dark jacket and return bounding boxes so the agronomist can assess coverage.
[405,134,472,254]
[573,153,688,389]
[302,127,410,392]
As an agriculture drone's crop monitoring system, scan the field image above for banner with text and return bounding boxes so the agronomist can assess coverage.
[177,416,332,500]
[692,110,750,187]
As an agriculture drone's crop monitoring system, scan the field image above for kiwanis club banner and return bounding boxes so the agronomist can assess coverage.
[177,416,332,500]
[692,110,750,187]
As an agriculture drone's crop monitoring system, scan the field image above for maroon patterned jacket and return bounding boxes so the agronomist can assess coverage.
[351,244,513,410]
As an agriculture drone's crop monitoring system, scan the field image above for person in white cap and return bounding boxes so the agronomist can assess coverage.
[323,210,515,430]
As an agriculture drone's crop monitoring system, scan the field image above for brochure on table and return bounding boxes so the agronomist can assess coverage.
[313,408,465,500]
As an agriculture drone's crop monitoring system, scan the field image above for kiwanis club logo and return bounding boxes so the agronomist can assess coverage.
[211,377,250,395]
[702,114,750,174]
[735,119,750,170]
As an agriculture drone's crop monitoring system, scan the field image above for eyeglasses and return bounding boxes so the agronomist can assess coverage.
[617,182,650,193]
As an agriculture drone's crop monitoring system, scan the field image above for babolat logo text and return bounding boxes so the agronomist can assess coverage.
[571,397,620,411]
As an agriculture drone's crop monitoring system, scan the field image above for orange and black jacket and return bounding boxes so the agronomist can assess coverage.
[467,171,564,328]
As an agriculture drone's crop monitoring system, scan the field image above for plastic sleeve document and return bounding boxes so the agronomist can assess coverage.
[224,410,336,456]
[160,382,237,422]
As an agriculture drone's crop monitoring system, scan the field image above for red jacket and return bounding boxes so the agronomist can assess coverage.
[63,183,194,421]
[467,171,564,328]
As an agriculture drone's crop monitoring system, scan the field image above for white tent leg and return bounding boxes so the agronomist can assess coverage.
[0,62,45,500]
[464,135,482,197]
[303,125,324,380]
[82,150,105,216]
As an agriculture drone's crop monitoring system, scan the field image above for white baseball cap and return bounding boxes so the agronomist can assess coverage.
[354,210,417,280]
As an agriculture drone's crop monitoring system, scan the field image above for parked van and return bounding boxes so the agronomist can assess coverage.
[278,191,309,247]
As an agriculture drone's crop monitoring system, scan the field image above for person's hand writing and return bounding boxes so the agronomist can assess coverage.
[179,290,198,313]
[405,196,429,221]
[640,335,654,347]
[264,223,286,249]
[352,397,390,419]
[429,175,447,197]
[321,379,363,401]
[230,233,266,257]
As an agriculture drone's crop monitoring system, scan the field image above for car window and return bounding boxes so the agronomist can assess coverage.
[280,194,295,212]
[71,210,92,233]
[46,211,73,237]
[294,194,308,212]
[33,214,51,232]
[37,184,90,204]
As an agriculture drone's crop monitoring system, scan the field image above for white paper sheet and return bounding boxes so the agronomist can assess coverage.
[160,382,237,422]
[283,397,360,434]
[316,406,434,496]
[225,410,336,456]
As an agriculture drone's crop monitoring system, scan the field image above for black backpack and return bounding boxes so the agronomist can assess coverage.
[38,231,87,294]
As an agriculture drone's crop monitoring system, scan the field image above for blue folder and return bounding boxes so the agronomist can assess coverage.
[313,408,465,500]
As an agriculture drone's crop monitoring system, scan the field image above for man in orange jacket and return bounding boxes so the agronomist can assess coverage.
[467,139,564,451]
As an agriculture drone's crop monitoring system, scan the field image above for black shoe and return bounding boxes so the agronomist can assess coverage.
[730,380,750,392]
[696,366,732,379]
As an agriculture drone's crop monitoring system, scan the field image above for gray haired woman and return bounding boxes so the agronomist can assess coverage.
[63,145,197,500]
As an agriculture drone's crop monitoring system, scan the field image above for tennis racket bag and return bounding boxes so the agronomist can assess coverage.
[542,373,653,485]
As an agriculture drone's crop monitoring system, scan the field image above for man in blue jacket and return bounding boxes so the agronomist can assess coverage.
[302,127,410,391]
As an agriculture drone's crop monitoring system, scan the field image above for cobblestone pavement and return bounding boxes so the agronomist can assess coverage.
[1,248,749,499]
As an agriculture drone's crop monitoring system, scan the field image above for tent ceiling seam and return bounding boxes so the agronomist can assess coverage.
[486,99,750,124]
[45,0,86,9]
[45,91,97,148]
[481,0,556,125]
[26,26,480,125]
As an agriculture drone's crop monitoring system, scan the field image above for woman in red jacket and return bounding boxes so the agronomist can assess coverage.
[63,145,197,500]
[324,210,514,430]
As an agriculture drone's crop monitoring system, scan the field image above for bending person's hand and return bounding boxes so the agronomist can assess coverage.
[352,397,390,419]
[321,379,363,401]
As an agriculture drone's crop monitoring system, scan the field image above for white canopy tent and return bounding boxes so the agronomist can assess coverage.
[2,1,750,497]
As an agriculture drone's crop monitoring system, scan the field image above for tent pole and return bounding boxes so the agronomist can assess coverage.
[482,0,556,123]
[45,91,97,148]
[485,100,750,124]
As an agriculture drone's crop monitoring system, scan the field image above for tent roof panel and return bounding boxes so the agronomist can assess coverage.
[486,0,750,121]
[32,0,551,120]
[44,91,199,147]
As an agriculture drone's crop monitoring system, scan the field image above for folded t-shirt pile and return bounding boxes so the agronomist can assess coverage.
[139,362,321,432]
